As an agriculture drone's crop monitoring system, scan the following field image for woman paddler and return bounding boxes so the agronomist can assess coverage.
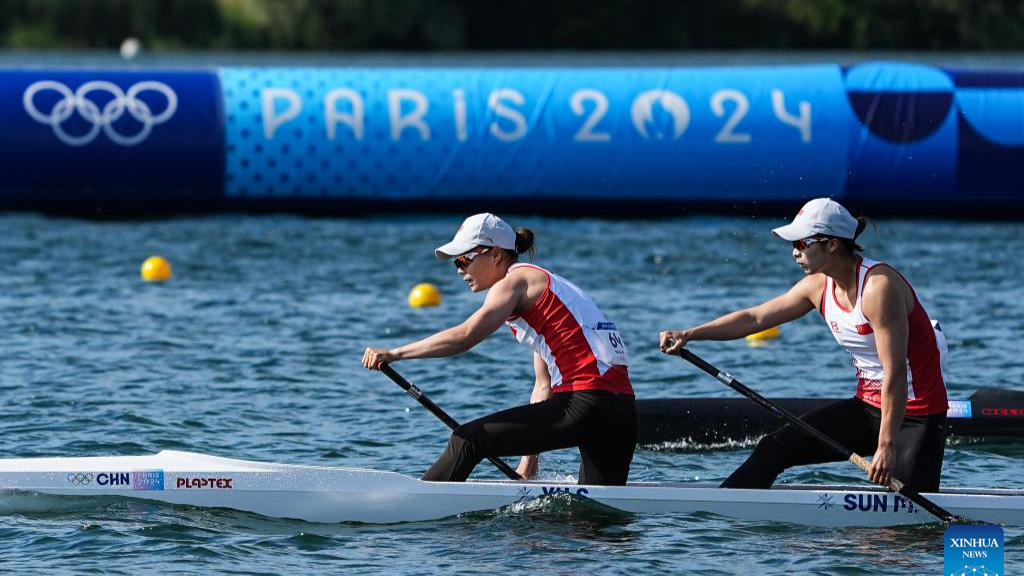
[660,198,949,492]
[362,213,638,485]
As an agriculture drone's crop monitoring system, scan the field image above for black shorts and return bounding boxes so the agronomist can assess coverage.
[421,390,639,485]
[721,397,947,492]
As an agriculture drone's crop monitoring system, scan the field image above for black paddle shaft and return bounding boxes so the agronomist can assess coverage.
[378,362,521,481]
[676,347,962,524]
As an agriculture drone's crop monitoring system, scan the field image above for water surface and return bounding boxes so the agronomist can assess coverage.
[0,213,1021,573]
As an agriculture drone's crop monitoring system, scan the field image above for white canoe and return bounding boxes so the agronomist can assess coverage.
[0,450,1020,527]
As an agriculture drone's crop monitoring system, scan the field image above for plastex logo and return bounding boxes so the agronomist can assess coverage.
[944,524,1003,576]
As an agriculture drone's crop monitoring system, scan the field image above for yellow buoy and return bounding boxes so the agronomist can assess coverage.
[141,256,173,282]
[408,283,442,307]
[746,326,780,347]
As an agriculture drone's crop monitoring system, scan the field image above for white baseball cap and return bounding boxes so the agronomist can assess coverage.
[772,198,858,241]
[434,213,517,259]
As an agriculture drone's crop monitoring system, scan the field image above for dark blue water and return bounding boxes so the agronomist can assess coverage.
[0,213,1021,574]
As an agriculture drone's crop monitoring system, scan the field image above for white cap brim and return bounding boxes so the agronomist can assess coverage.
[771,222,815,242]
[434,240,478,260]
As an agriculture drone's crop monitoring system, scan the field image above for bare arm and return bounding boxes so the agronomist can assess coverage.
[362,275,526,369]
[517,353,553,479]
[528,352,553,404]
[861,270,911,486]
[660,274,822,354]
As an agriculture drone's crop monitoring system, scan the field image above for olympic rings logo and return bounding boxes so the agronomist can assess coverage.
[67,473,94,485]
[23,80,178,147]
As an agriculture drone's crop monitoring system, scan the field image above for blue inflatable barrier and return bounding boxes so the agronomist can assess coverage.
[0,62,1021,215]
[0,70,223,211]
[221,65,849,202]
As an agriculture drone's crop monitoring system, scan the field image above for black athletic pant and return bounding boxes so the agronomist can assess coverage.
[721,397,947,492]
[421,390,639,485]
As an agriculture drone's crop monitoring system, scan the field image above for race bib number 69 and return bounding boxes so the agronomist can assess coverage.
[594,322,629,365]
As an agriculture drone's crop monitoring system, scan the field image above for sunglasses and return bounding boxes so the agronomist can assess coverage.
[792,237,829,251]
[453,247,492,270]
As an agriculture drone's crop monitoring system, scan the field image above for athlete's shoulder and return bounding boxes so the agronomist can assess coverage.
[505,262,549,288]
[862,264,914,314]
[509,262,546,272]
[508,262,549,279]
[793,272,826,295]
[863,263,906,293]
[860,257,901,280]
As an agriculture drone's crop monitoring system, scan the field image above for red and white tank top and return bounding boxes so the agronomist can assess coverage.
[820,257,948,416]
[504,263,633,395]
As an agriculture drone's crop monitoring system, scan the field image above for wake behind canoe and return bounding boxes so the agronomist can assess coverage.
[1,450,1021,527]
